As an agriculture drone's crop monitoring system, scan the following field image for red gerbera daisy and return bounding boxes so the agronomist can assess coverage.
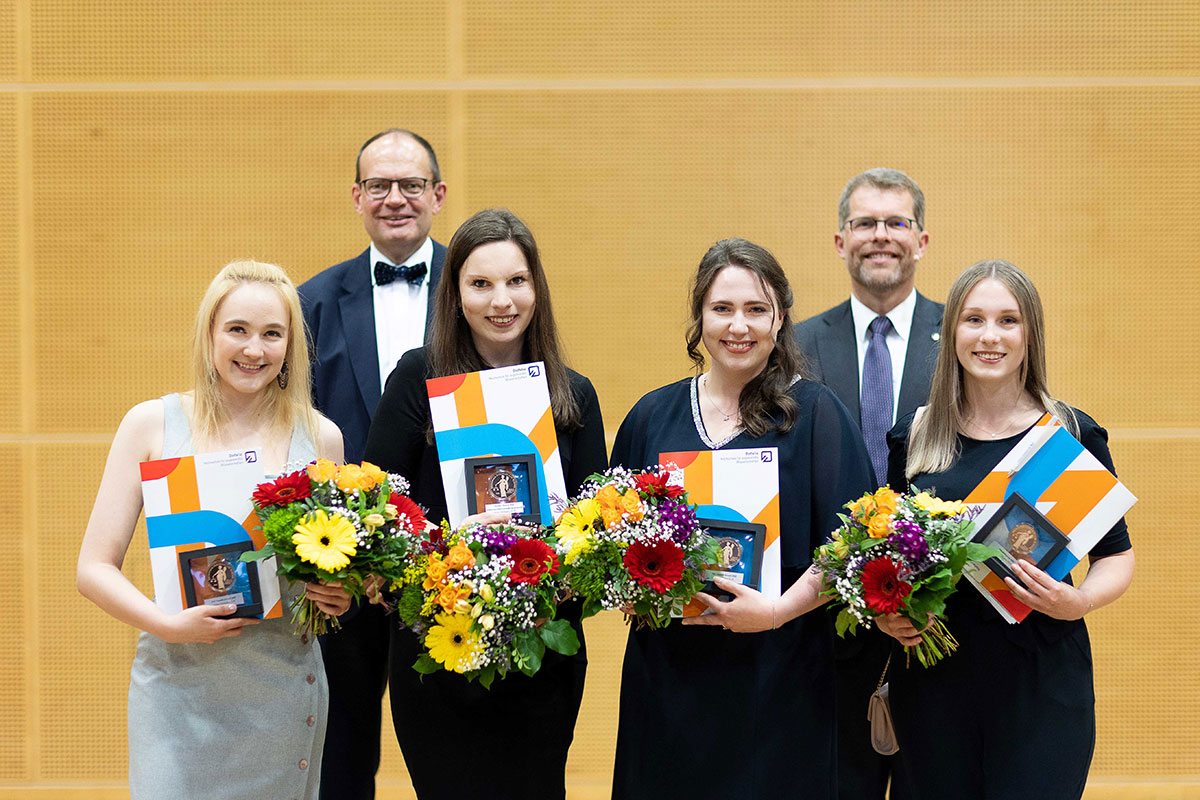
[635,471,685,498]
[253,470,312,507]
[860,557,912,614]
[623,540,685,593]
[389,492,429,534]
[506,538,560,584]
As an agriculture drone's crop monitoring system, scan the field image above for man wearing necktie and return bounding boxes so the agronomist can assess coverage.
[795,168,942,800]
[299,128,447,799]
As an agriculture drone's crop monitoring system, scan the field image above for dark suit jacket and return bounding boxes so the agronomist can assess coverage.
[299,241,446,464]
[794,291,944,428]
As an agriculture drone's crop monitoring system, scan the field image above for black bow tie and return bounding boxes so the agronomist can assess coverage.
[374,261,427,286]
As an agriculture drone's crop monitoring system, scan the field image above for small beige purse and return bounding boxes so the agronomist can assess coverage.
[867,653,900,755]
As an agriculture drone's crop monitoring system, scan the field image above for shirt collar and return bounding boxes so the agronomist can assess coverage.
[849,287,917,344]
[369,237,433,288]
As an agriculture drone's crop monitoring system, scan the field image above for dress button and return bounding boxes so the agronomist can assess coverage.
[299,759,308,770]
[306,716,316,727]
[301,634,309,644]
[306,674,316,685]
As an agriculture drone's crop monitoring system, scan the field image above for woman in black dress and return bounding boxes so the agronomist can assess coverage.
[877,259,1135,799]
[363,208,607,799]
[609,239,873,799]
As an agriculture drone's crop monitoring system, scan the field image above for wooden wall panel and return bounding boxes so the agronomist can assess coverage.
[462,0,1200,78]
[29,92,450,433]
[3,0,1197,792]
[0,94,19,433]
[28,1,448,81]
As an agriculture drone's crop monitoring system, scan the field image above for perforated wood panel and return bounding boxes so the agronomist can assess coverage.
[462,0,1200,77]
[5,0,1199,793]
[29,1,448,81]
[0,94,19,433]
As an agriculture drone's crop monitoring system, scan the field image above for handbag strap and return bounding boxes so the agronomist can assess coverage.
[876,652,892,692]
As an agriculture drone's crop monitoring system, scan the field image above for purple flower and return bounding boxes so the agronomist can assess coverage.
[658,500,699,543]
[888,523,929,562]
[481,529,518,554]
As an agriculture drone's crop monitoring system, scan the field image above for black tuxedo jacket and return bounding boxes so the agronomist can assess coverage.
[794,291,944,428]
[299,241,446,464]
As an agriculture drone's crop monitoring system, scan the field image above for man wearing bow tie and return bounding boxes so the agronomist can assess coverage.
[794,168,942,800]
[299,128,446,799]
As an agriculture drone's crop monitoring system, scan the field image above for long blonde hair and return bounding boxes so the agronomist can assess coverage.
[906,259,1077,478]
[190,260,317,442]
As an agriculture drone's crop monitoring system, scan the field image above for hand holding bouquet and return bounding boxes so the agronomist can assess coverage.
[393,521,579,687]
[246,458,429,636]
[814,487,996,667]
[554,466,719,629]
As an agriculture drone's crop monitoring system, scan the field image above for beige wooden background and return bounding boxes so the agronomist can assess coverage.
[1,1,1198,796]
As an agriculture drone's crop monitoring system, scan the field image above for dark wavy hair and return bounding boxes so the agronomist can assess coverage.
[429,208,581,429]
[685,238,807,436]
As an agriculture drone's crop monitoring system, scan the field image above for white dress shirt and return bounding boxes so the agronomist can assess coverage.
[849,288,917,425]
[370,237,433,389]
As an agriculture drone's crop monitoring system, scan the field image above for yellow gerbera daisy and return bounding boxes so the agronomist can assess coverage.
[556,498,601,564]
[292,510,358,572]
[425,613,482,673]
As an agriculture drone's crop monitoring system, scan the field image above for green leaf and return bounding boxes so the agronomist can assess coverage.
[964,542,1005,562]
[581,598,604,619]
[512,630,545,674]
[538,620,581,656]
[478,667,496,690]
[239,545,276,562]
[835,608,857,638]
[412,653,440,675]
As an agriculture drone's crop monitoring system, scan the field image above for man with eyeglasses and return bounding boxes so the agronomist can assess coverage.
[299,128,447,800]
[794,168,942,800]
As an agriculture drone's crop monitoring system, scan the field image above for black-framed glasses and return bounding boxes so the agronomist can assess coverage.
[359,177,432,200]
[846,216,918,235]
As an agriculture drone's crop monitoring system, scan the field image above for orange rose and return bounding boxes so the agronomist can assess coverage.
[872,486,899,516]
[867,513,892,539]
[359,461,386,489]
[445,543,475,571]
[335,464,373,493]
[423,554,450,590]
[596,485,625,528]
[619,489,645,522]
[436,582,471,613]
[307,458,338,483]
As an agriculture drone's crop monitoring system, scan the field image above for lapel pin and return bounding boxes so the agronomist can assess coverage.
[931,332,940,342]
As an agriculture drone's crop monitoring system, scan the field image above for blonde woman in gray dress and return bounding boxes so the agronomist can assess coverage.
[77,260,350,799]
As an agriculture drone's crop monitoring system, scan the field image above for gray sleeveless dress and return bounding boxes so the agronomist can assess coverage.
[127,394,327,799]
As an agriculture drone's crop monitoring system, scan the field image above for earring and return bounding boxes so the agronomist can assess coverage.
[277,360,289,390]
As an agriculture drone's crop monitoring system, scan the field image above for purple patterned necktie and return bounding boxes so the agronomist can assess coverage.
[861,315,894,484]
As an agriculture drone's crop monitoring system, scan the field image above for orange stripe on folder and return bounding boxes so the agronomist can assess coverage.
[165,458,201,513]
[964,471,1009,504]
[753,495,781,548]
[454,372,487,428]
[1040,470,1117,533]
[529,407,558,463]
[678,451,713,505]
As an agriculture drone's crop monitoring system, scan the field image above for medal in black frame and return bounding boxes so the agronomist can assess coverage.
[463,453,541,524]
[697,518,766,601]
[179,541,264,618]
[971,492,1069,583]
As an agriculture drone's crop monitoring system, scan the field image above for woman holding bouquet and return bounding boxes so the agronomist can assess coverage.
[877,260,1134,799]
[76,260,350,799]
[364,208,607,799]
[609,238,874,799]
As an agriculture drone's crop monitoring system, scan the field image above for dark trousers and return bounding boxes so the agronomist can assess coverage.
[318,602,391,800]
[835,631,910,800]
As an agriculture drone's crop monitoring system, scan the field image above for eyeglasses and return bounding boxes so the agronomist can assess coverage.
[358,177,432,200]
[846,217,918,235]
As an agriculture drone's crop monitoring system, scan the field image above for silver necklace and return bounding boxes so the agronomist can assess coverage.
[966,416,1023,439]
[702,374,738,422]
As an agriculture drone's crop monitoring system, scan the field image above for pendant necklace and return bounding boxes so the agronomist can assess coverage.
[702,374,737,422]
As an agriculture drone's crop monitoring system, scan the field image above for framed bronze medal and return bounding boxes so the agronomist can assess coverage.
[463,454,541,524]
[696,518,766,601]
[970,492,1070,584]
[179,541,264,618]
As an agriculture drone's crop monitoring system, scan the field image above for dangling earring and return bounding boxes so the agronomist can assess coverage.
[277,360,290,390]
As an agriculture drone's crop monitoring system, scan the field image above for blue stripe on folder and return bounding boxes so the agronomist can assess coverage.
[1004,428,1085,581]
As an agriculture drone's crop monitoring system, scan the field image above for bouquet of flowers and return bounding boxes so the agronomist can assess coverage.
[246,458,428,636]
[554,466,720,629]
[814,487,997,667]
[392,521,578,687]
